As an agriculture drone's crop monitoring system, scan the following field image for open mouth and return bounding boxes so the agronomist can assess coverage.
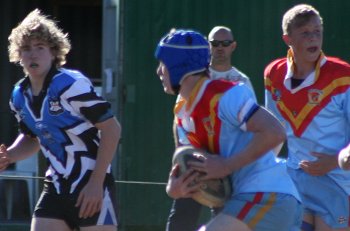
[29,63,39,68]
[307,46,318,53]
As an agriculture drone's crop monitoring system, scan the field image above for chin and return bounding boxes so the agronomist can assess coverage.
[306,54,321,63]
[163,87,175,95]
[165,90,175,95]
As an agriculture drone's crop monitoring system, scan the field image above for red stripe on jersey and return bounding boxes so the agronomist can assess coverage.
[190,80,235,153]
[178,79,237,154]
[237,192,264,220]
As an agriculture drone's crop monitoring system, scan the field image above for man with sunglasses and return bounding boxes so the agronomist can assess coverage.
[208,26,255,97]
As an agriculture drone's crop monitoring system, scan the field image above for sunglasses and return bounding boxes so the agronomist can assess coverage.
[210,40,233,47]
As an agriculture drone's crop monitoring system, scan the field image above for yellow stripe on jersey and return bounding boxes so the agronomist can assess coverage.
[248,193,276,229]
[208,93,223,152]
[278,76,350,130]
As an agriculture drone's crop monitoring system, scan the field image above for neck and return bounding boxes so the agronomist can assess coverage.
[29,77,45,96]
[292,60,316,80]
[28,67,52,96]
[179,75,204,100]
[210,63,232,72]
[291,51,320,80]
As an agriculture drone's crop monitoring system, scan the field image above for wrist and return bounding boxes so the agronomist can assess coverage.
[5,149,14,164]
[89,172,106,185]
[166,184,178,199]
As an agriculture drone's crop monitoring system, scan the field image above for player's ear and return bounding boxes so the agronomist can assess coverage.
[282,34,291,47]
[231,41,237,52]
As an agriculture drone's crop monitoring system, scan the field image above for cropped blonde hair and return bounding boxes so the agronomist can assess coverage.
[8,9,71,68]
[282,4,323,35]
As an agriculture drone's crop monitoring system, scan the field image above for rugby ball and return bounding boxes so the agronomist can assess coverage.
[172,145,232,208]
[339,145,350,170]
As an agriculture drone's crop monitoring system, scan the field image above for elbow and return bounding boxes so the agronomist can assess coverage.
[113,119,122,143]
[100,117,122,144]
[274,127,286,146]
[115,120,122,139]
[165,183,177,199]
[268,121,286,147]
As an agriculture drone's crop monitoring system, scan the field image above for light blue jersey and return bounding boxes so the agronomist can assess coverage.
[175,78,300,199]
[265,52,350,228]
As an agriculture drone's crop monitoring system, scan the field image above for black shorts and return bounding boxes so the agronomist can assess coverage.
[33,182,118,229]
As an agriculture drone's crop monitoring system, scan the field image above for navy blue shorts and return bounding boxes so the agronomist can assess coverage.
[33,182,118,229]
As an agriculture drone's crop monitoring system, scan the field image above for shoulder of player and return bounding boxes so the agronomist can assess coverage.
[320,57,350,83]
[218,83,256,114]
[325,56,350,72]
[208,78,239,90]
[229,66,250,79]
[51,68,92,89]
[326,56,350,66]
[264,58,287,81]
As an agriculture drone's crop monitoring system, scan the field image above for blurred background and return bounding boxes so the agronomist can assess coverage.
[0,0,349,230]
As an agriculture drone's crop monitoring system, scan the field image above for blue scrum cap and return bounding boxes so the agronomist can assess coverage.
[155,29,210,92]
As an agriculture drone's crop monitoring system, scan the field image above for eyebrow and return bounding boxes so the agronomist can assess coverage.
[33,42,46,46]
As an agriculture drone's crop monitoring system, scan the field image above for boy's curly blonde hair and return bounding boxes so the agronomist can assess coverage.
[8,9,71,68]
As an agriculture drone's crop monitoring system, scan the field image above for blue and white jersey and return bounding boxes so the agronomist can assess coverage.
[10,68,114,194]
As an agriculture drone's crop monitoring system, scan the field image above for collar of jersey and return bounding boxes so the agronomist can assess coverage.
[284,48,327,93]
[21,67,59,95]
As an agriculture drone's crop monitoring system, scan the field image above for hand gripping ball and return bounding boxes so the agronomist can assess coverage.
[172,145,232,208]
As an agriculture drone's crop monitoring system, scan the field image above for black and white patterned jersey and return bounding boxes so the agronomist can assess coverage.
[10,68,114,194]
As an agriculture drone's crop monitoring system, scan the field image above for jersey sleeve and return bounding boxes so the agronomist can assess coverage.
[9,96,37,137]
[340,89,350,123]
[264,62,286,123]
[219,83,259,131]
[61,77,114,124]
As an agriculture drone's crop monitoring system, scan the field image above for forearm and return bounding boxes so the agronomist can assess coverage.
[227,108,286,173]
[7,134,40,163]
[90,118,121,183]
[227,130,285,173]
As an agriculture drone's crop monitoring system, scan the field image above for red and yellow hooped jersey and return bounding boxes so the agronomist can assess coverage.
[174,78,237,154]
[265,54,350,194]
[265,55,350,137]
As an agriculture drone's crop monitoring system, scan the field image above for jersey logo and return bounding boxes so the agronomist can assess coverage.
[338,216,347,224]
[307,89,323,105]
[48,98,64,115]
[35,122,54,144]
[202,117,214,135]
[272,88,282,101]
